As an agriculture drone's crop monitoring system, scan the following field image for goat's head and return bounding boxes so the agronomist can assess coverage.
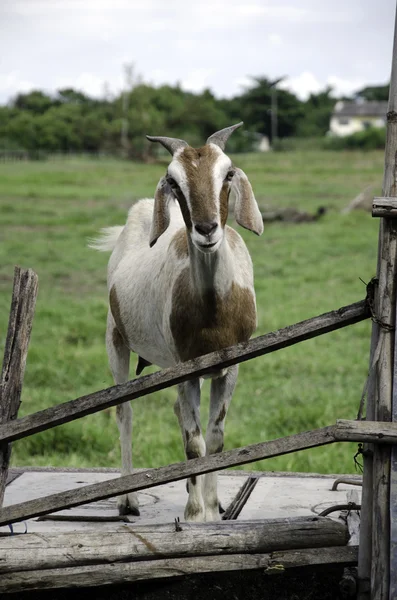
[147,123,263,253]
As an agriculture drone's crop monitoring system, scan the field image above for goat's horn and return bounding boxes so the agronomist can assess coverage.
[206,122,244,150]
[146,136,188,156]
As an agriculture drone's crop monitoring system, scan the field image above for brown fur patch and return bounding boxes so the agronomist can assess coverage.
[185,424,201,442]
[170,270,256,362]
[215,404,227,426]
[186,449,200,486]
[171,229,188,259]
[177,146,220,224]
[219,182,231,227]
[112,327,124,351]
[150,179,171,245]
[175,191,192,230]
[109,286,129,345]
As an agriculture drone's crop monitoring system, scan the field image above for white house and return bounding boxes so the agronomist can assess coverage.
[329,100,387,137]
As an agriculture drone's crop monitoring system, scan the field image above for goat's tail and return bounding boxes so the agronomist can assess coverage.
[88,226,124,252]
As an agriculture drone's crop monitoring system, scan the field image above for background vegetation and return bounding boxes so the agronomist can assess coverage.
[0,80,389,159]
[0,149,383,474]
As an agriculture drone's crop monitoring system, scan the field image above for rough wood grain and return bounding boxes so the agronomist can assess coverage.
[372,197,397,217]
[0,546,358,593]
[345,490,361,547]
[391,198,397,600]
[334,419,397,443]
[0,517,348,573]
[369,12,397,598]
[0,299,369,445]
[0,268,38,507]
[0,426,336,526]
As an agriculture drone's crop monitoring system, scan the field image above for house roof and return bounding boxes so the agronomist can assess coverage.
[333,101,388,118]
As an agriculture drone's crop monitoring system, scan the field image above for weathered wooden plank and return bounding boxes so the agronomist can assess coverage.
[334,419,397,443]
[0,299,369,445]
[372,197,397,217]
[0,426,336,526]
[391,187,397,600]
[369,14,397,598]
[0,267,38,507]
[0,546,358,593]
[0,517,348,573]
[358,300,377,598]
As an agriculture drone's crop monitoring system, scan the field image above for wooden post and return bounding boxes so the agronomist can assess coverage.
[0,267,38,507]
[359,6,397,599]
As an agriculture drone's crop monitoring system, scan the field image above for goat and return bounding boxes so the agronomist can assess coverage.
[91,122,263,521]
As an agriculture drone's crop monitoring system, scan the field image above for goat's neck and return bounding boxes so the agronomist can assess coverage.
[187,235,234,299]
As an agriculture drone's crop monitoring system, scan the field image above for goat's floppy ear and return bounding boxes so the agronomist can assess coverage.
[231,168,264,236]
[149,177,173,247]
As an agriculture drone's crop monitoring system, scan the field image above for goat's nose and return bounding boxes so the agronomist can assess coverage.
[195,222,218,236]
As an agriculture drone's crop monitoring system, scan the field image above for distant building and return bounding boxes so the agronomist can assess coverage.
[329,100,387,136]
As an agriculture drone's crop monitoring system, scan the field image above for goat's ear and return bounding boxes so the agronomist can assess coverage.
[231,168,264,236]
[149,177,173,247]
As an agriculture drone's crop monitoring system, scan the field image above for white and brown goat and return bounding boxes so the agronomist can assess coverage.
[91,122,263,521]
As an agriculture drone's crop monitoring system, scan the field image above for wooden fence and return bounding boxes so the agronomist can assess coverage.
[0,263,396,599]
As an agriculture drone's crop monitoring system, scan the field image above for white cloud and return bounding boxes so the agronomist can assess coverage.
[55,73,123,97]
[280,72,323,99]
[181,69,214,93]
[268,33,282,46]
[327,75,368,97]
[0,71,36,99]
[280,71,369,100]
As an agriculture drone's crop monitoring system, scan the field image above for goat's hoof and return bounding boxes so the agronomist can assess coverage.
[118,504,140,517]
[205,506,221,522]
[117,493,140,516]
[219,502,225,514]
[184,503,205,522]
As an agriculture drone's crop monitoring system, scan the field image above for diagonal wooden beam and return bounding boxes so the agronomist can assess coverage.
[0,426,336,526]
[0,299,369,445]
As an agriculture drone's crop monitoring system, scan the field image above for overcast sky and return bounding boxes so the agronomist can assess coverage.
[0,0,396,104]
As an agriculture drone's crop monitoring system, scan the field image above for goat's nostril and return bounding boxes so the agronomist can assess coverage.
[195,222,218,236]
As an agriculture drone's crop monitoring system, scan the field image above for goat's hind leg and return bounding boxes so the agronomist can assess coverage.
[106,311,139,516]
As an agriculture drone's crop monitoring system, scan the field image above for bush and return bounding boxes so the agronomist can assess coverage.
[325,127,386,151]
[272,137,326,152]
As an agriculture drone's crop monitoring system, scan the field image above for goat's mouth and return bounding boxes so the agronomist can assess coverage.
[199,242,217,249]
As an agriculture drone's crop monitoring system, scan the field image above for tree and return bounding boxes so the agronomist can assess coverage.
[225,77,304,140]
[355,84,389,102]
[297,87,335,137]
[12,91,55,114]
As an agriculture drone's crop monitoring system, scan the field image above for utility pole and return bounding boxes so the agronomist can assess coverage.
[269,77,285,148]
[270,85,278,146]
[121,63,134,156]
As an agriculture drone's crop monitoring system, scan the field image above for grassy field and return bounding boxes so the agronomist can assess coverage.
[0,150,383,474]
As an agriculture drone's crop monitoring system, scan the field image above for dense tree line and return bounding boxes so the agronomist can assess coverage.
[0,79,389,159]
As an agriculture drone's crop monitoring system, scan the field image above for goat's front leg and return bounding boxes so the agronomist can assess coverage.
[175,379,206,521]
[106,311,139,516]
[204,365,238,521]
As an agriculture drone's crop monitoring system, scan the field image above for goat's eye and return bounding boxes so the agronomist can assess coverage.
[166,176,178,189]
[225,170,235,182]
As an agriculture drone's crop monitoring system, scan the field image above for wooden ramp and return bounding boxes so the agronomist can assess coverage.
[0,468,360,598]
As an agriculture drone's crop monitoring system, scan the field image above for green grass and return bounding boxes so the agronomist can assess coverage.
[0,150,383,474]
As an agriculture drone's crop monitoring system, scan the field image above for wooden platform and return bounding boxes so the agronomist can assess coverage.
[1,467,361,533]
